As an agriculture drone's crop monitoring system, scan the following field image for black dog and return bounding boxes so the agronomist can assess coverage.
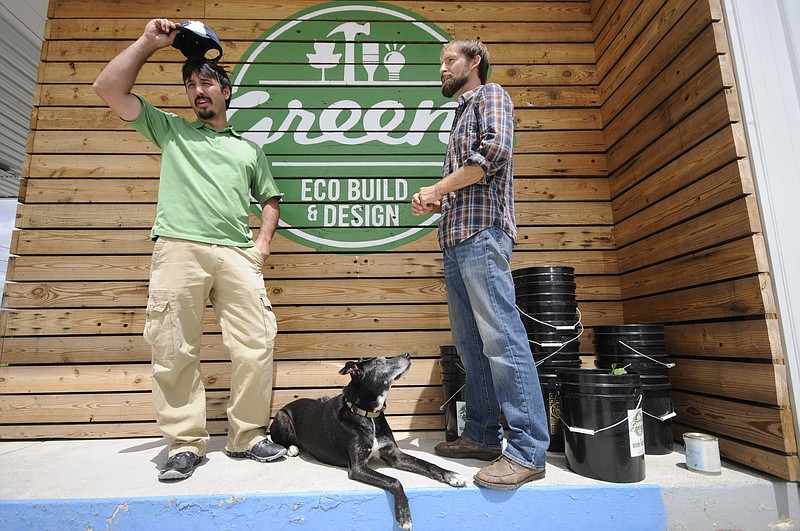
[269,353,466,530]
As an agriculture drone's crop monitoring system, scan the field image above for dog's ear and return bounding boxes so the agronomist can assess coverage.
[339,360,359,376]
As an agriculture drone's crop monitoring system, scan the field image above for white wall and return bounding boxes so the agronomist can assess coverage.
[0,0,47,285]
[0,0,47,180]
[723,0,800,440]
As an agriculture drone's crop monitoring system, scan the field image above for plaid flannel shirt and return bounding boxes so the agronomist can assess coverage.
[438,83,517,249]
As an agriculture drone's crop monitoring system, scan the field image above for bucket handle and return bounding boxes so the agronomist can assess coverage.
[438,384,466,411]
[643,409,677,422]
[530,320,585,367]
[561,393,643,436]
[517,306,583,332]
[515,307,584,367]
[438,360,466,411]
[528,318,584,348]
[619,341,675,368]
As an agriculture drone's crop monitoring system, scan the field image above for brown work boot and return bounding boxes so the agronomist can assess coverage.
[434,437,502,461]
[473,455,546,490]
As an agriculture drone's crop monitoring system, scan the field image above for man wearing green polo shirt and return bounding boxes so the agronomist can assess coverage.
[93,18,285,481]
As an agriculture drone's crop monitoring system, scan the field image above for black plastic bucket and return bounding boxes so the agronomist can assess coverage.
[513,265,575,283]
[442,380,466,442]
[535,350,582,362]
[594,325,666,353]
[532,344,582,358]
[514,266,577,312]
[594,323,671,376]
[538,358,582,370]
[528,334,580,357]
[593,324,665,336]
[518,292,575,308]
[518,293,576,312]
[440,345,466,442]
[533,343,581,363]
[531,332,582,370]
[640,375,674,455]
[594,340,668,356]
[524,309,582,370]
[539,372,565,452]
[595,354,671,376]
[557,368,646,483]
[516,283,577,299]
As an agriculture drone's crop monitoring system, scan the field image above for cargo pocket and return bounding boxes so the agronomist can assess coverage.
[259,292,278,346]
[144,292,177,361]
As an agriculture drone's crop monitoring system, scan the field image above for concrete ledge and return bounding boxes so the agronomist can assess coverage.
[1,433,797,530]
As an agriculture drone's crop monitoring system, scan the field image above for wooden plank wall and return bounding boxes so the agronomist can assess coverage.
[591,0,798,480]
[2,0,793,482]
[0,1,621,441]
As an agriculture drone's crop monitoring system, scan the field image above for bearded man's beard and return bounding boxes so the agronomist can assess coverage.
[441,71,470,98]
[197,109,216,120]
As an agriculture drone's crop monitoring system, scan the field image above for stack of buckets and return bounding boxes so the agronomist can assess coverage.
[555,324,675,483]
[439,345,466,442]
[513,265,582,453]
[593,324,675,455]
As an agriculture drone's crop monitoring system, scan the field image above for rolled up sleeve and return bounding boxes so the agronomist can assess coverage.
[466,84,514,183]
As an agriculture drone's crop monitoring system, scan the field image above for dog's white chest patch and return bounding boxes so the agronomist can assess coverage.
[368,420,381,460]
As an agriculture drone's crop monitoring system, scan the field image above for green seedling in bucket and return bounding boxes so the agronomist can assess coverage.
[610,363,628,375]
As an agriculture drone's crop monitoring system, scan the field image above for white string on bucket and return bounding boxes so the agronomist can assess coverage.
[516,307,584,366]
[531,321,585,367]
[618,340,676,368]
[438,361,466,411]
[561,393,643,436]
[517,306,583,332]
[643,409,677,421]
[438,384,466,411]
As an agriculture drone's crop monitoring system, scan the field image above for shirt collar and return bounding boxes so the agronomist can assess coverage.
[190,119,242,137]
[457,84,483,106]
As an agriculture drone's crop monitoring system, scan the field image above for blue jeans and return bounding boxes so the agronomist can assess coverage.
[443,227,549,469]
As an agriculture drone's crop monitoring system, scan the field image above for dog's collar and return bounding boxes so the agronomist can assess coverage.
[345,399,383,418]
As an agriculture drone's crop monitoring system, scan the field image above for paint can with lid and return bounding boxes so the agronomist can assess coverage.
[683,432,721,475]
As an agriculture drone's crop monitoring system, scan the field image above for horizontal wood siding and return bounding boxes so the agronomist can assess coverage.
[593,0,798,479]
[4,0,791,482]
[0,1,618,442]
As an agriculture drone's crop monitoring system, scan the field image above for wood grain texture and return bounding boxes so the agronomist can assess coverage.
[4,0,794,482]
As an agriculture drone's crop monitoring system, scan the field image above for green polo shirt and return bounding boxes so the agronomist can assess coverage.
[126,96,281,246]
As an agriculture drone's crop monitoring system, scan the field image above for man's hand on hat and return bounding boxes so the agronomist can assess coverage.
[144,18,178,49]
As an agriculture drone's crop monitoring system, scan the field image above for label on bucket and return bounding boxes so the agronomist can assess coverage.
[548,391,561,436]
[628,408,645,457]
[456,401,467,437]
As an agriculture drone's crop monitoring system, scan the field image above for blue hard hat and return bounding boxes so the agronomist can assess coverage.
[172,21,223,61]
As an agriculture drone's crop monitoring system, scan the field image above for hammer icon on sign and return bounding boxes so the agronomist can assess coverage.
[327,22,371,83]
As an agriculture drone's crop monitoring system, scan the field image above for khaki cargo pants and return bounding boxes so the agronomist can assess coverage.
[144,237,277,457]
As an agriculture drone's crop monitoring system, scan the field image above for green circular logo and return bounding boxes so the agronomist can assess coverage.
[229,1,454,252]
[633,409,644,437]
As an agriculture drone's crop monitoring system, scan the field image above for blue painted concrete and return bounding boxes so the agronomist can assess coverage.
[0,484,667,530]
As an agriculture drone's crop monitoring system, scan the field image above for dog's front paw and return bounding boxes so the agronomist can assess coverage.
[286,445,300,457]
[396,506,412,530]
[445,472,468,487]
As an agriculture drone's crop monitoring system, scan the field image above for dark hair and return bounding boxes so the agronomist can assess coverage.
[181,58,232,109]
[443,39,490,85]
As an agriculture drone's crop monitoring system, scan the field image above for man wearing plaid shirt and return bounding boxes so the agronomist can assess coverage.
[412,40,549,489]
